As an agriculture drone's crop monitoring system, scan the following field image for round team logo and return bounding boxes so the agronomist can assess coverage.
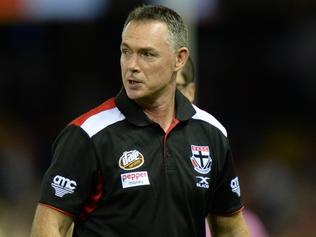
[119,150,145,170]
[190,145,212,174]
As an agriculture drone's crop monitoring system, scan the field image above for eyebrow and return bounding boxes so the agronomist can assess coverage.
[120,42,129,48]
[120,42,157,52]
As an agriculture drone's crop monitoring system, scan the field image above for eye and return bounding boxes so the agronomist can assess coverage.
[140,50,157,60]
[142,51,153,57]
[121,48,130,55]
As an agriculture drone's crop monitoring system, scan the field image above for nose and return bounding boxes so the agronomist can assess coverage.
[126,54,140,73]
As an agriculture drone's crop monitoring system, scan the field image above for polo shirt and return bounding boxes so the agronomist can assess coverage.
[39,88,243,237]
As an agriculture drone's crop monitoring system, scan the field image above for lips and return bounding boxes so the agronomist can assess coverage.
[126,78,142,90]
[127,76,142,85]
[129,80,139,84]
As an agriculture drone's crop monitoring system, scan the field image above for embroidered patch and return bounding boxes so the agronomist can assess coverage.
[51,175,77,197]
[231,177,241,197]
[190,145,212,174]
[121,171,150,189]
[119,150,144,170]
[196,176,210,189]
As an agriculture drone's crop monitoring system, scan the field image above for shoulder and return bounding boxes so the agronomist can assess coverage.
[68,97,125,137]
[192,105,227,137]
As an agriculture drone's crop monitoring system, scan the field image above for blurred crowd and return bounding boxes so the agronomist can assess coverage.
[0,0,315,236]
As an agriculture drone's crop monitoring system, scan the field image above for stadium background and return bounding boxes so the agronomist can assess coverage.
[0,0,315,236]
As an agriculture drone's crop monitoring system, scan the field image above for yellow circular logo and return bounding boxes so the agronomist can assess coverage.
[119,150,144,170]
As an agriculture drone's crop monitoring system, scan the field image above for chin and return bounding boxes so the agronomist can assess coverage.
[125,89,142,101]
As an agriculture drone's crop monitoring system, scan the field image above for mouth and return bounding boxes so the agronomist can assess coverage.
[128,80,139,85]
[127,78,142,85]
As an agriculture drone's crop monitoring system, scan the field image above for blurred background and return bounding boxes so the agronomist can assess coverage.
[0,0,315,236]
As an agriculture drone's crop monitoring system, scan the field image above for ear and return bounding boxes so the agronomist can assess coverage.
[175,47,189,72]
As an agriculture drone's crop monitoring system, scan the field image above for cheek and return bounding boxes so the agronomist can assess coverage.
[147,66,169,83]
[120,57,124,69]
[154,62,173,75]
[120,59,127,74]
[143,58,175,81]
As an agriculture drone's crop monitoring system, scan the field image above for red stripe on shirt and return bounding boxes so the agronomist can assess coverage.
[163,117,180,143]
[69,97,116,126]
[79,172,103,220]
[38,203,75,217]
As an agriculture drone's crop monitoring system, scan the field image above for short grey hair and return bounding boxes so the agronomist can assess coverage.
[123,5,188,51]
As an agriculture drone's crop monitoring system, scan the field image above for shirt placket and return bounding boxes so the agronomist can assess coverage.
[162,117,180,174]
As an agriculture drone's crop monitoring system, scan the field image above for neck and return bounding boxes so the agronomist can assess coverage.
[136,88,176,133]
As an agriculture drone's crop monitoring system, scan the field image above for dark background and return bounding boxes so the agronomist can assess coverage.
[0,0,315,236]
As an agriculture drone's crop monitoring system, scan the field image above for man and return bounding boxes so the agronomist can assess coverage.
[30,5,249,237]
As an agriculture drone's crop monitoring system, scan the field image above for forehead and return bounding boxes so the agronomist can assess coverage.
[121,20,171,50]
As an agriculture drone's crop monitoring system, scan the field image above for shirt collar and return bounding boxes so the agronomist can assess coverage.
[174,89,196,121]
[115,88,196,127]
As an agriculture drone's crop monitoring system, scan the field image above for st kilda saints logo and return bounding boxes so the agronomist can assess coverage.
[190,145,212,174]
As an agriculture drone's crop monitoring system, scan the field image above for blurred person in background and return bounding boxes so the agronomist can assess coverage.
[176,56,269,237]
[176,56,196,103]
[30,5,249,237]
[0,115,39,237]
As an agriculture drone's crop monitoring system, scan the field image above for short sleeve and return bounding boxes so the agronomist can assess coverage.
[39,125,98,216]
[210,141,243,215]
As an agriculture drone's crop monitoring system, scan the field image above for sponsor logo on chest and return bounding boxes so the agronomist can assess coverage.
[196,176,210,189]
[119,150,150,189]
[190,145,212,174]
[119,150,144,170]
[121,171,150,189]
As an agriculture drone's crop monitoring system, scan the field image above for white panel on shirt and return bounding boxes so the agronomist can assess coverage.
[81,107,126,137]
[192,105,227,137]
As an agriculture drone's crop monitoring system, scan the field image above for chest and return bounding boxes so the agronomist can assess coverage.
[93,122,224,201]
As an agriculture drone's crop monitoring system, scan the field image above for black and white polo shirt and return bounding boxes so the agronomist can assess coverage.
[39,89,243,237]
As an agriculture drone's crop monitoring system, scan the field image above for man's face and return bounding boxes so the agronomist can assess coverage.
[120,20,177,103]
